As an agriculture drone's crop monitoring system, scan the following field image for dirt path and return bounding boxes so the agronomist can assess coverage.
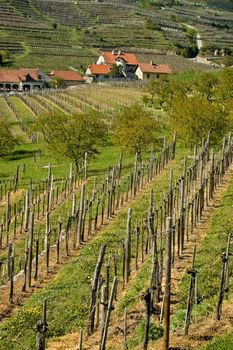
[47,164,233,350]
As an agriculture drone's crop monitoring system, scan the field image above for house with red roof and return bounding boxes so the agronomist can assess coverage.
[49,70,85,87]
[135,62,172,81]
[96,50,138,78]
[0,68,51,91]
[85,64,112,82]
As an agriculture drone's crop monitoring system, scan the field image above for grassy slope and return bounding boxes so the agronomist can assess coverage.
[0,143,187,350]
[171,175,233,331]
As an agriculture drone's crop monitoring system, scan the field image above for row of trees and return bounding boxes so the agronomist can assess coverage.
[2,68,233,168]
[144,68,233,146]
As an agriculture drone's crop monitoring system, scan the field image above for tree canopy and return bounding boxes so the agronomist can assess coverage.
[112,104,158,156]
[0,118,18,156]
[35,111,108,170]
[144,68,233,146]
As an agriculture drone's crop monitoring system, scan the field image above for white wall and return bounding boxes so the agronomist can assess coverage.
[96,56,105,65]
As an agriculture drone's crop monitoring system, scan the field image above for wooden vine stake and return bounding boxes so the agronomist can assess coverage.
[163,217,172,350]
[87,244,106,336]
[124,208,132,285]
[217,232,231,320]
[99,276,118,350]
[141,288,152,350]
[36,298,47,350]
[184,244,197,335]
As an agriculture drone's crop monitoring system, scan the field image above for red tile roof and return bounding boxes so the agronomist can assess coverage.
[50,70,84,81]
[102,51,138,65]
[138,63,172,74]
[87,64,112,75]
[0,68,41,83]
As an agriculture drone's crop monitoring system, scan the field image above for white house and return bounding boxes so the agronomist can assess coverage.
[135,62,172,81]
[96,50,138,78]
[0,68,51,91]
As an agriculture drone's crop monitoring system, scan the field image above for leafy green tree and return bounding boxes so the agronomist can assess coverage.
[35,111,108,171]
[50,77,65,89]
[144,77,192,109]
[216,68,233,101]
[169,95,232,146]
[0,118,18,156]
[112,104,158,157]
[196,73,219,100]
[0,50,10,66]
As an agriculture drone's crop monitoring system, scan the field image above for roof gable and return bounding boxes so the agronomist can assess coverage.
[50,70,84,81]
[87,64,112,75]
[138,63,172,74]
[102,51,138,65]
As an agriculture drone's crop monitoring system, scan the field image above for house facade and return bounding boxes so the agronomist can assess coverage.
[96,51,138,78]
[49,70,85,87]
[135,63,172,81]
[0,68,51,91]
[85,64,112,82]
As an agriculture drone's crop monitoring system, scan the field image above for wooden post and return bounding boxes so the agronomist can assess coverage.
[22,239,29,292]
[77,329,83,350]
[124,208,132,285]
[28,212,34,288]
[100,276,118,350]
[78,184,85,246]
[9,254,14,304]
[217,233,231,320]
[88,244,106,336]
[163,217,172,350]
[184,245,197,335]
[142,288,152,350]
[36,298,47,350]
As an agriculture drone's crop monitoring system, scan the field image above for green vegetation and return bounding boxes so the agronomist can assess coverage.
[113,104,159,157]
[201,331,233,350]
[35,111,107,171]
[171,173,233,330]
[0,117,18,156]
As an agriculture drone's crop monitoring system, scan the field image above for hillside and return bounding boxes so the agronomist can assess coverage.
[0,0,232,72]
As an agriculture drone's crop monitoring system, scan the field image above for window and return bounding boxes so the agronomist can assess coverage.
[147,73,150,79]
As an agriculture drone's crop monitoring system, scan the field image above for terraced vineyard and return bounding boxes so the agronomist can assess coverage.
[0,0,231,72]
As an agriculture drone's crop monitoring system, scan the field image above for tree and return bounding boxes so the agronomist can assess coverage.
[109,65,124,78]
[50,77,65,89]
[35,111,108,171]
[195,73,219,101]
[144,77,192,109]
[168,95,232,146]
[112,104,158,157]
[0,118,18,156]
[0,50,10,66]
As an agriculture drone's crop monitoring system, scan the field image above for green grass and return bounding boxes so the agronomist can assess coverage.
[0,143,187,350]
[200,331,233,350]
[170,175,233,331]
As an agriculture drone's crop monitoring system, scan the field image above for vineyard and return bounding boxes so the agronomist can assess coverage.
[0,0,232,72]
[0,79,233,350]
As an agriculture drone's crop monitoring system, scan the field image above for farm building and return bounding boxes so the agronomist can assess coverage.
[0,68,51,91]
[96,50,138,78]
[85,64,112,82]
[49,70,85,87]
[135,62,172,81]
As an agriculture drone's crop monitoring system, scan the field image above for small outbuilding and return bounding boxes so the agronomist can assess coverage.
[49,70,85,87]
[135,62,172,81]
